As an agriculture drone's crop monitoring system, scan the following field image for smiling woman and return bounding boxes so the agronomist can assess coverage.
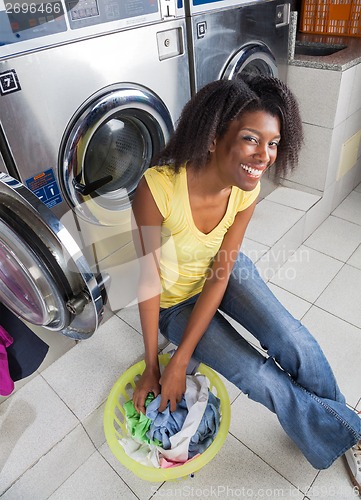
[131,76,361,493]
[208,110,281,192]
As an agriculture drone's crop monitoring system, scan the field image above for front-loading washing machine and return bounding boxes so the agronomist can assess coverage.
[185,0,290,94]
[185,0,290,197]
[0,0,191,339]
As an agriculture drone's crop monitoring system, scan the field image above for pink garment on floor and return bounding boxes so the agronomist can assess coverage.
[0,325,15,396]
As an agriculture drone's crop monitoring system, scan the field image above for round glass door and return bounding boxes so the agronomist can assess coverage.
[0,216,69,328]
[84,114,152,210]
[222,42,278,81]
[60,84,174,225]
[0,174,104,339]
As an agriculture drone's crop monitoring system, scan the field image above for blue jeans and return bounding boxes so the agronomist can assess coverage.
[159,252,361,469]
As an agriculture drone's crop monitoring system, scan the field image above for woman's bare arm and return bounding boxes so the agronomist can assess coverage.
[131,178,164,413]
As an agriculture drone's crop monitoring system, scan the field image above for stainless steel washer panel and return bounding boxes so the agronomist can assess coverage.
[185,0,256,16]
[0,0,185,60]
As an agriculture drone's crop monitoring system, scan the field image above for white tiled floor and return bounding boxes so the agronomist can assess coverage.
[1,185,361,500]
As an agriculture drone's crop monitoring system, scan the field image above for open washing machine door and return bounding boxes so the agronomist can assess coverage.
[0,173,105,339]
[221,42,278,81]
[59,83,174,226]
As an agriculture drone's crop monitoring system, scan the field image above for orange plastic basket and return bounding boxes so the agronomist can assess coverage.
[300,0,361,37]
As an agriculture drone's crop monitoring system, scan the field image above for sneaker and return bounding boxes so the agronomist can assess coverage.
[344,440,361,496]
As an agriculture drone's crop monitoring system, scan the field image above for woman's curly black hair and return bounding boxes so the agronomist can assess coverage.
[153,75,304,180]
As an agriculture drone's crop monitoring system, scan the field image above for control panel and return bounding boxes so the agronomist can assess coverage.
[186,0,282,16]
[0,0,182,58]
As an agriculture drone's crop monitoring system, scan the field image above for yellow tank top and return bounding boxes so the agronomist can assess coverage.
[144,165,260,308]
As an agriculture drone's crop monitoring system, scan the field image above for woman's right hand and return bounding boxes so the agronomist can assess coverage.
[133,365,161,414]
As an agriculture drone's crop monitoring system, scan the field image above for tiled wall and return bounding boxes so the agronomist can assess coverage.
[284,62,361,237]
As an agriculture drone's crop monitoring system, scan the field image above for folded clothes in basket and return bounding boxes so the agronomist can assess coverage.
[119,374,221,468]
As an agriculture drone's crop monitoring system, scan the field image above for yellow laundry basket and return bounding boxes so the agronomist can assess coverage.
[103,353,231,482]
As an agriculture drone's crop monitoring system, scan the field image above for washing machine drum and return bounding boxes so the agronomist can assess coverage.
[60,84,173,225]
[84,115,151,207]
[0,174,104,339]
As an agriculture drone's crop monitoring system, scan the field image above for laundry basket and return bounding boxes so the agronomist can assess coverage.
[103,353,231,482]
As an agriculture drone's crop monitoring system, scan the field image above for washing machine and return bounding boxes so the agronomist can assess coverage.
[0,0,191,339]
[185,0,290,197]
[185,0,290,94]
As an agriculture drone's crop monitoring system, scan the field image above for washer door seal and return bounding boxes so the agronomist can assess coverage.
[221,42,278,81]
[0,173,104,339]
[59,83,174,226]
